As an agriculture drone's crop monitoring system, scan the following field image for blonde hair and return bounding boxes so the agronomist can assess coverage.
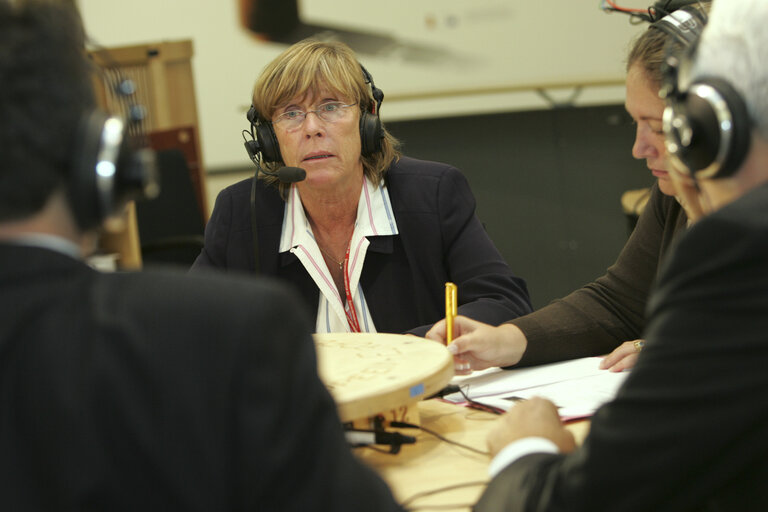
[251,39,400,195]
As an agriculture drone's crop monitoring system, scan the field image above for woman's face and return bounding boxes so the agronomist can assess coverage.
[271,86,363,191]
[625,63,676,196]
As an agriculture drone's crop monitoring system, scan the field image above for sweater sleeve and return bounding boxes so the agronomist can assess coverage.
[513,184,685,367]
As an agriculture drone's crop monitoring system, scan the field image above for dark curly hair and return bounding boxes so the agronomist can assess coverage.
[0,0,95,222]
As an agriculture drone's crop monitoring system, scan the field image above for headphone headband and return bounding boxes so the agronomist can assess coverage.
[650,6,707,46]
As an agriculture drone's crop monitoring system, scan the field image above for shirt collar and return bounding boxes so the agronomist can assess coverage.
[279,176,399,253]
[4,233,82,260]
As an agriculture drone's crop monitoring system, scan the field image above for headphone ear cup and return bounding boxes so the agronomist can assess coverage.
[672,78,751,179]
[669,92,721,173]
[69,109,156,230]
[255,122,282,163]
[69,109,110,229]
[359,110,383,157]
[705,78,751,179]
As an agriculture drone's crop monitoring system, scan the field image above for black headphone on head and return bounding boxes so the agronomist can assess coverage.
[655,5,752,179]
[68,77,159,230]
[244,64,385,166]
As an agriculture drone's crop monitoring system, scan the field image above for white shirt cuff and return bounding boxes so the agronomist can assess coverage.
[488,437,560,477]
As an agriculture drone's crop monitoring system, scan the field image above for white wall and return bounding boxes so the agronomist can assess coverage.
[77,0,646,171]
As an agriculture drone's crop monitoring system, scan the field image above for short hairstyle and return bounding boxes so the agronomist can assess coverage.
[250,39,401,195]
[691,0,768,140]
[626,2,711,89]
[0,0,95,222]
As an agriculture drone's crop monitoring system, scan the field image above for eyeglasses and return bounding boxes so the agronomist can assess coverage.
[273,101,357,132]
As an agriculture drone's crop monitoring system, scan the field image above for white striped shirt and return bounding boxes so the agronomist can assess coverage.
[278,177,399,333]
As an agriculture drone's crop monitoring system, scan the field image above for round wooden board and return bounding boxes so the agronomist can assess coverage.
[314,333,454,423]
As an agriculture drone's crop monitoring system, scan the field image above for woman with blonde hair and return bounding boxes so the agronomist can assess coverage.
[193,39,532,336]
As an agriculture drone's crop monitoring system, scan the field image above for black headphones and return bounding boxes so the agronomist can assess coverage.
[244,64,385,165]
[68,78,159,230]
[656,6,752,179]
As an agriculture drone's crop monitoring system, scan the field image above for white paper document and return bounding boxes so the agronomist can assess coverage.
[445,357,629,420]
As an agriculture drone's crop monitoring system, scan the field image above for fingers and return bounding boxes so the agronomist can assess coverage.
[599,340,639,370]
[451,315,480,337]
[508,398,576,453]
[425,319,446,343]
[449,341,479,374]
[426,315,475,345]
[447,321,527,371]
[608,353,638,373]
[487,397,574,456]
[432,318,475,374]
[453,357,472,374]
[511,396,560,420]
[599,340,643,372]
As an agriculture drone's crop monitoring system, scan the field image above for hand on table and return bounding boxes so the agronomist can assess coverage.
[487,397,576,457]
[425,317,527,375]
[599,339,644,372]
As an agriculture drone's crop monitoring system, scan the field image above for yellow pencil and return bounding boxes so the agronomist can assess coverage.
[445,282,457,344]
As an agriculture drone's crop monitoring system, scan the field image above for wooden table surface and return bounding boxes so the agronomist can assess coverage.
[356,399,590,511]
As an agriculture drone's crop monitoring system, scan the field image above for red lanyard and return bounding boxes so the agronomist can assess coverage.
[342,243,361,332]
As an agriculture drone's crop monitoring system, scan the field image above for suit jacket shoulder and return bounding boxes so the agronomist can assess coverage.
[1,247,401,511]
[476,183,768,512]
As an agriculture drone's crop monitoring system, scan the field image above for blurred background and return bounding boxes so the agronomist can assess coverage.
[77,0,654,308]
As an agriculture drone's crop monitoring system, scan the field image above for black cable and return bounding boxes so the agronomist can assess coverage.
[431,381,507,415]
[600,0,654,22]
[426,384,460,399]
[456,386,506,416]
[249,164,260,273]
[390,421,489,456]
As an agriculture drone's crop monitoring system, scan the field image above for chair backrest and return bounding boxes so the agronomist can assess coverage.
[134,148,205,268]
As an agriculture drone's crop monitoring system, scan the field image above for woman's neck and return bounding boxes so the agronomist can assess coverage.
[300,172,363,239]
[306,195,356,291]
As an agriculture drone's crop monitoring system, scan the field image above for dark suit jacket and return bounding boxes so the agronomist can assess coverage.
[475,182,768,511]
[0,244,401,511]
[192,156,532,336]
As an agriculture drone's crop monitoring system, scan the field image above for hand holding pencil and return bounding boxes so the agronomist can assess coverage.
[427,286,529,374]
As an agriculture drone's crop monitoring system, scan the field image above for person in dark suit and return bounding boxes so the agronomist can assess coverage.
[0,2,401,510]
[191,39,532,337]
[474,0,768,510]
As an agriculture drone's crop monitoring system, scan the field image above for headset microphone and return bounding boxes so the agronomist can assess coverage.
[260,166,306,183]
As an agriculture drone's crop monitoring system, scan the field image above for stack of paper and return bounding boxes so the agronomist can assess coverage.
[444,357,629,420]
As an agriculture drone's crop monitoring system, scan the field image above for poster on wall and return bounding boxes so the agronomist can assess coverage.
[78,0,649,169]
[241,0,647,101]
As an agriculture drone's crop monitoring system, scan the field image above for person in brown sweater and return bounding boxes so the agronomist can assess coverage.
[427,3,710,373]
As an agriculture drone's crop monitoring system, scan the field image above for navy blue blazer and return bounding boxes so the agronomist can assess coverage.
[192,156,531,335]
